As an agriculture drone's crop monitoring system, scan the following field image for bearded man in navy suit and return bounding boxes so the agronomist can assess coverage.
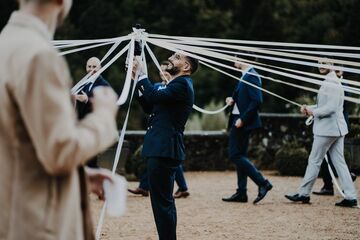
[132,53,198,240]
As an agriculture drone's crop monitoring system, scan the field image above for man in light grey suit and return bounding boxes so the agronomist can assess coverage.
[285,61,358,207]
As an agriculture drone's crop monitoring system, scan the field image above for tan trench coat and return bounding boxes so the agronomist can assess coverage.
[0,12,117,240]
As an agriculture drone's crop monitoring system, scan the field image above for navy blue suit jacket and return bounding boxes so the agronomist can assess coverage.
[136,76,194,161]
[231,68,263,131]
[76,75,110,119]
[136,82,163,114]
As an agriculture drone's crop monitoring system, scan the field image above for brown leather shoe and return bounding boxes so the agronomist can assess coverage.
[174,190,190,198]
[128,188,149,197]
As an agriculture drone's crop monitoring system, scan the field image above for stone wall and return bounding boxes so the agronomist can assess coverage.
[98,114,360,175]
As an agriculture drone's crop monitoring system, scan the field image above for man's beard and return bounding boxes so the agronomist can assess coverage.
[166,63,180,76]
[319,68,330,75]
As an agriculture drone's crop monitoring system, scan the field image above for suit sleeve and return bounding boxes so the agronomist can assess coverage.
[239,75,263,125]
[137,77,188,104]
[312,84,342,118]
[96,77,110,88]
[133,82,153,114]
[307,104,317,111]
[231,85,238,100]
[14,50,118,176]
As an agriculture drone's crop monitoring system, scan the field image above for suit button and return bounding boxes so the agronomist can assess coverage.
[147,127,150,130]
[150,126,152,129]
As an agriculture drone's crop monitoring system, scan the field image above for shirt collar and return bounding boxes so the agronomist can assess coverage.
[8,11,53,41]
[325,71,340,82]
[242,65,253,76]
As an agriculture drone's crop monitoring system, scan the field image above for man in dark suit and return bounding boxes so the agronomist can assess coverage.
[132,53,198,240]
[74,57,111,168]
[222,58,272,204]
[129,61,190,198]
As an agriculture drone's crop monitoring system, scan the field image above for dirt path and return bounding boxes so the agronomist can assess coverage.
[91,171,360,240]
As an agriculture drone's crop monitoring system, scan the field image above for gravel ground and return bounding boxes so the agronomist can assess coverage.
[91,171,360,240]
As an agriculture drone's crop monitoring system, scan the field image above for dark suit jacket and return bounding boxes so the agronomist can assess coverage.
[136,82,163,114]
[136,76,194,161]
[76,75,110,119]
[231,68,263,131]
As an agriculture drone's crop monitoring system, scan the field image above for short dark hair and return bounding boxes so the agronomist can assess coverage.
[184,56,199,74]
[235,52,258,63]
[334,63,344,75]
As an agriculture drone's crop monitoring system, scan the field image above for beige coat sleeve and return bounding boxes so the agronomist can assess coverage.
[14,50,118,175]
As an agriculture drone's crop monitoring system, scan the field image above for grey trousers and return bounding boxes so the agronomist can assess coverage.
[298,135,357,200]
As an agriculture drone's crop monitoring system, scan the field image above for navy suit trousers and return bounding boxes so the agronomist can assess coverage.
[228,126,266,194]
[175,165,188,191]
[147,157,181,240]
[139,163,188,192]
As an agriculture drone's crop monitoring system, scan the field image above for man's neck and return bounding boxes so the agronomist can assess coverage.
[171,72,189,79]
[240,64,250,71]
[21,4,58,37]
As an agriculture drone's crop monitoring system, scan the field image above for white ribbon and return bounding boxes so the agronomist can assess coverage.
[59,41,116,56]
[148,39,360,106]
[71,42,130,95]
[190,46,360,86]
[200,60,303,107]
[324,155,346,198]
[305,116,314,126]
[53,35,130,47]
[150,39,360,94]
[144,42,230,114]
[268,48,360,59]
[101,39,124,63]
[152,37,360,69]
[149,33,360,51]
[197,47,360,95]
[116,38,135,105]
[147,38,360,104]
[192,104,230,114]
[95,40,145,240]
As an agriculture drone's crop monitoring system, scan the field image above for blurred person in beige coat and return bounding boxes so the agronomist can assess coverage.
[0,0,119,239]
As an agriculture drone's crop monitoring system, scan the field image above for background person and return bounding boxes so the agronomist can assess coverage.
[74,56,112,168]
[313,64,357,196]
[222,57,272,204]
[285,60,358,207]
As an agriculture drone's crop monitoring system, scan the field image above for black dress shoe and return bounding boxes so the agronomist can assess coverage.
[222,192,248,202]
[253,180,272,204]
[350,172,357,182]
[335,199,358,208]
[312,188,334,196]
[285,194,310,203]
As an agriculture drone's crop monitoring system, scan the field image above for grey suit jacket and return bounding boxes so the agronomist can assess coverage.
[309,71,348,137]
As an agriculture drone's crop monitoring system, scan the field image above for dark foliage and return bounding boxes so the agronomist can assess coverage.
[1,0,360,129]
